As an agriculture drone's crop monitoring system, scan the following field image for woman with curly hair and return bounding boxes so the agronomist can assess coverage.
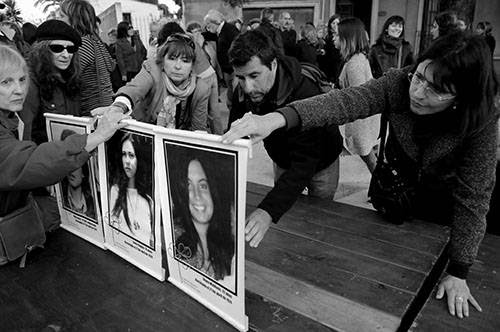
[169,147,235,283]
[21,20,82,144]
[109,132,153,247]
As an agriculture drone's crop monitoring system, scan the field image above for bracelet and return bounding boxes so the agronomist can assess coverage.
[112,101,131,115]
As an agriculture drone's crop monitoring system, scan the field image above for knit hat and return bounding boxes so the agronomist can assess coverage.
[35,19,82,47]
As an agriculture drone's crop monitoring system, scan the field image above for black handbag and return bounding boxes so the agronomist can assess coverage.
[0,196,46,267]
[368,112,416,224]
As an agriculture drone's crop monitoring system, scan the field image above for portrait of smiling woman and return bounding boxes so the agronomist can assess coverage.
[167,145,235,286]
[108,131,154,247]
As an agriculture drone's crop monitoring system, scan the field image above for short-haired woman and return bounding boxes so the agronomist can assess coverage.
[223,32,499,319]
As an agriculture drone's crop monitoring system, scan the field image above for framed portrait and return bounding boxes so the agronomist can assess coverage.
[156,128,249,331]
[99,120,164,281]
[45,113,105,248]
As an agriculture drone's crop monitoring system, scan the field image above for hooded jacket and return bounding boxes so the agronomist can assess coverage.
[230,55,342,222]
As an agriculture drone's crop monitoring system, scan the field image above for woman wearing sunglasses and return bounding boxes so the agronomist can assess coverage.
[223,31,499,320]
[20,20,81,144]
[112,32,209,131]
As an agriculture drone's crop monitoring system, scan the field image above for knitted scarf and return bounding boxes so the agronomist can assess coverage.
[157,71,196,128]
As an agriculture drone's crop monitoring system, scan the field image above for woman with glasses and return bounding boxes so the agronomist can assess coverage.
[115,21,147,85]
[21,20,82,144]
[112,32,210,131]
[223,31,499,320]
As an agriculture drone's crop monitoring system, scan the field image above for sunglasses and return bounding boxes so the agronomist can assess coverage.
[166,33,195,50]
[49,44,78,54]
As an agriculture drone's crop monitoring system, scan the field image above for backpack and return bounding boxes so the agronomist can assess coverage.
[300,62,335,93]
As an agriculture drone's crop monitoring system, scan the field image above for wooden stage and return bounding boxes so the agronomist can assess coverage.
[1,183,498,331]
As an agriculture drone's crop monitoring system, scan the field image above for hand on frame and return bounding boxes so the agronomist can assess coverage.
[436,274,482,319]
[245,208,272,248]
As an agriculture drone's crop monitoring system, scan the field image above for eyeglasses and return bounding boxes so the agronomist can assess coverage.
[166,33,195,50]
[49,44,78,54]
[408,72,455,102]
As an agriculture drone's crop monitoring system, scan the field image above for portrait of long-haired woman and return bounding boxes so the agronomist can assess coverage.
[60,129,96,220]
[108,131,154,247]
[167,145,235,283]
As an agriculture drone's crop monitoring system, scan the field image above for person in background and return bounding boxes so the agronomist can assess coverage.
[106,28,122,92]
[476,21,496,56]
[223,32,499,320]
[228,30,342,248]
[336,17,380,173]
[115,21,147,85]
[112,33,209,131]
[229,18,243,31]
[279,11,297,57]
[204,9,240,110]
[430,11,459,40]
[59,0,114,116]
[21,20,82,144]
[21,22,37,46]
[0,44,128,263]
[295,24,321,67]
[246,18,260,31]
[187,21,225,134]
[369,15,415,79]
[256,8,284,54]
[319,14,343,86]
[148,20,160,59]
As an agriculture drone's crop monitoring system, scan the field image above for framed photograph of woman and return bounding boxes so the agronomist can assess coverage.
[45,113,105,248]
[99,120,164,281]
[156,128,249,331]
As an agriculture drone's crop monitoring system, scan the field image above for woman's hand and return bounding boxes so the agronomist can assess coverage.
[85,109,130,152]
[436,274,482,318]
[221,112,286,144]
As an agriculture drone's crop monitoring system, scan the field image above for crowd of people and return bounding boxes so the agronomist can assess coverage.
[0,0,499,321]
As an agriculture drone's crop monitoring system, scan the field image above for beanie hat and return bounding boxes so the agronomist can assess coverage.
[35,19,82,47]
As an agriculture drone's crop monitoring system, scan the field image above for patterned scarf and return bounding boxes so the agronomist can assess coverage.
[157,71,196,128]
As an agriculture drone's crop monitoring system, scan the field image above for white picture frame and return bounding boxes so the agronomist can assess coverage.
[99,119,164,281]
[45,113,105,248]
[156,128,249,332]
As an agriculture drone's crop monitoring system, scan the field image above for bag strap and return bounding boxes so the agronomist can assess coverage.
[377,111,389,163]
[397,45,403,69]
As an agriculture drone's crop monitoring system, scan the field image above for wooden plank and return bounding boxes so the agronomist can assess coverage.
[247,191,447,256]
[246,181,449,241]
[246,229,415,316]
[246,260,401,332]
[412,234,500,332]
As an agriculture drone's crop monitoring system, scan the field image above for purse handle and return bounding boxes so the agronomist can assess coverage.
[377,111,389,163]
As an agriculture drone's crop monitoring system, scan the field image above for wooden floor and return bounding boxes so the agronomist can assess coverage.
[413,233,500,332]
[0,182,454,331]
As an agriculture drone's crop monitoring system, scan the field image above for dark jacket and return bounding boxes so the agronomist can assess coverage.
[368,35,414,79]
[217,22,240,74]
[20,76,80,144]
[230,55,342,222]
[282,67,498,279]
[0,111,89,217]
[295,39,319,67]
[115,36,147,77]
[256,20,284,54]
[280,29,297,57]
[318,38,343,86]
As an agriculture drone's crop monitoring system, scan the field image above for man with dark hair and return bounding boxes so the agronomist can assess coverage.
[228,30,342,247]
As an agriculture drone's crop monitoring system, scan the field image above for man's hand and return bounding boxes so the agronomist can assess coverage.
[436,274,482,319]
[245,208,272,248]
[221,112,286,144]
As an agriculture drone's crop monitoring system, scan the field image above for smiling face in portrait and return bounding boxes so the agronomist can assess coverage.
[50,40,75,71]
[409,59,456,116]
[188,159,214,225]
[67,167,84,188]
[121,139,137,180]
[234,56,277,103]
[0,67,28,112]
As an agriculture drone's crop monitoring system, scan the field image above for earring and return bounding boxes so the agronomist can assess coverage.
[452,103,457,110]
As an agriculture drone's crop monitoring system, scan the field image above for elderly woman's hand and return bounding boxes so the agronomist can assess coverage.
[221,112,286,144]
[436,274,482,318]
[85,109,130,152]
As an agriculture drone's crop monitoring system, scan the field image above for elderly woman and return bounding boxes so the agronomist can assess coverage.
[112,33,209,131]
[0,45,128,265]
[223,32,499,320]
[21,20,82,144]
